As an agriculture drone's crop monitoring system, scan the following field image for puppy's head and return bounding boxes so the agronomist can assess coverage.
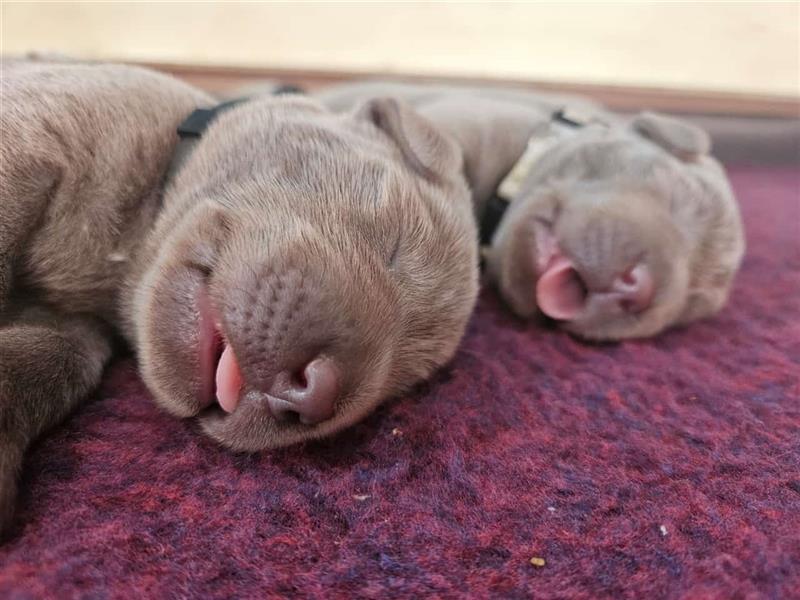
[487,112,745,340]
[133,96,478,450]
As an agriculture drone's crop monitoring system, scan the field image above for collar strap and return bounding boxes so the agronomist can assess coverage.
[166,98,248,183]
[479,105,599,244]
[167,84,305,182]
[176,98,248,139]
[552,107,595,128]
[176,84,305,139]
[480,195,511,246]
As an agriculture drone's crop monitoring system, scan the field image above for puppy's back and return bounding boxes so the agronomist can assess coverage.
[0,62,211,321]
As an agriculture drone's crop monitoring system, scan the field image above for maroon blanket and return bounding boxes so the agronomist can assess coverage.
[1,166,798,599]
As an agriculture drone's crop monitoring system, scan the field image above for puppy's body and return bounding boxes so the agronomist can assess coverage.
[0,63,211,529]
[1,64,211,321]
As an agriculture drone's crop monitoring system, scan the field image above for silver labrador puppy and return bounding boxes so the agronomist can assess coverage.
[0,63,507,531]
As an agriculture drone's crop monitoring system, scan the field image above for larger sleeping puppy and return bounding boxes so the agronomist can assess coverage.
[319,82,746,340]
[0,62,525,531]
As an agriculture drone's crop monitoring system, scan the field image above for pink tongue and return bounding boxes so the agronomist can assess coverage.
[215,345,242,413]
[536,256,587,321]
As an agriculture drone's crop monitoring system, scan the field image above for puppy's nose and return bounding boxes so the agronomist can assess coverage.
[266,357,340,425]
[611,263,654,313]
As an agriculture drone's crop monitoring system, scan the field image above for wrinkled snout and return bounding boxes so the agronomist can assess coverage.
[208,262,359,427]
[527,196,668,325]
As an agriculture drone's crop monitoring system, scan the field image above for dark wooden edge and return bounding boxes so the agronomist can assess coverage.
[140,61,800,119]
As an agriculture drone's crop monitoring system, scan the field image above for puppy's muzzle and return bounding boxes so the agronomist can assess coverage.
[216,265,348,425]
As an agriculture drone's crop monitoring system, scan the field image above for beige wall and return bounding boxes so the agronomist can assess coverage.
[2,2,798,97]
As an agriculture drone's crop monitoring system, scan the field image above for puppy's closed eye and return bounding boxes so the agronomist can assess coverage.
[387,234,402,269]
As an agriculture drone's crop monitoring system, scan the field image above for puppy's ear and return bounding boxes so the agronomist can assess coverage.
[357,96,462,181]
[632,111,711,161]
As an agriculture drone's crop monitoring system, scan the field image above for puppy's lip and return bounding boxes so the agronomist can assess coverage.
[195,287,269,420]
[196,285,224,411]
[535,254,587,321]
[528,224,595,323]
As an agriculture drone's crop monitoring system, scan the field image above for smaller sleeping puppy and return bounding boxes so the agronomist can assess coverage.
[319,82,746,340]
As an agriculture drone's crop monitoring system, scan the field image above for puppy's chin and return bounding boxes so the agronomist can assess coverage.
[136,261,213,419]
[197,379,390,452]
[485,213,546,320]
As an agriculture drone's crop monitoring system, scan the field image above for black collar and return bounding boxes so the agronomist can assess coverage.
[176,98,248,139]
[176,85,305,139]
[166,84,304,182]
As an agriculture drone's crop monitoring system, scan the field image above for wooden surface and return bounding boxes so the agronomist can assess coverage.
[147,62,799,119]
[147,61,798,165]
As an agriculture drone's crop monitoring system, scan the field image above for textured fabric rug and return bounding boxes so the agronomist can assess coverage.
[1,166,798,599]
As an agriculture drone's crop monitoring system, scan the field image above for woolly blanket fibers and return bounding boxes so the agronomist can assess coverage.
[1,166,798,599]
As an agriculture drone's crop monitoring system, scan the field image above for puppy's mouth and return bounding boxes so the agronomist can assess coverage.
[535,254,589,321]
[529,219,586,320]
[196,286,243,414]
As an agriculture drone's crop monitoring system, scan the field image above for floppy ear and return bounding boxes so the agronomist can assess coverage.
[357,96,462,182]
[632,111,711,161]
